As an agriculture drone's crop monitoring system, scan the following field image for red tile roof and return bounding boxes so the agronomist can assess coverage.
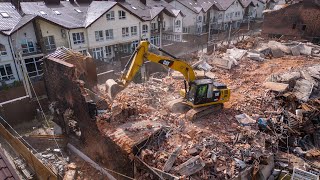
[0,148,19,180]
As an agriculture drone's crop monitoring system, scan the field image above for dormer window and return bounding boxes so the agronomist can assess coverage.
[39,11,47,15]
[53,10,61,15]
[74,9,82,13]
[0,12,10,18]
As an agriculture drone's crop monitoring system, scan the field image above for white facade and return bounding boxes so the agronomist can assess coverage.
[10,22,44,79]
[256,1,266,18]
[38,19,69,50]
[0,34,19,84]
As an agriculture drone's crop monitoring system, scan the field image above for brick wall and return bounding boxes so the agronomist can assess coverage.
[262,2,320,39]
[42,56,134,179]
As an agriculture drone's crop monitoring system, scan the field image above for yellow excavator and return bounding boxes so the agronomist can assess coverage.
[106,41,230,121]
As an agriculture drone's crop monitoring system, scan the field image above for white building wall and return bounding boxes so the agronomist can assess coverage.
[256,2,266,18]
[10,22,38,54]
[174,14,183,33]
[169,1,198,28]
[0,34,19,83]
[38,20,69,48]
[87,5,142,49]
[69,28,88,51]
[224,0,244,23]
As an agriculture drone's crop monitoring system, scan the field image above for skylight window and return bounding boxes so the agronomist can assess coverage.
[74,9,82,13]
[39,11,47,15]
[0,12,10,18]
[54,10,61,15]
[132,6,137,10]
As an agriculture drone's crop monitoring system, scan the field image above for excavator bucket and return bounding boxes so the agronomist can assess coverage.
[105,79,124,99]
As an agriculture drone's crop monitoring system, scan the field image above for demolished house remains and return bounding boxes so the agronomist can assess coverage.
[38,27,320,180]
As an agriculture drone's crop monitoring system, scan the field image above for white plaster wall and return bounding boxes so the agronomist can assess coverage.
[224,0,244,23]
[169,1,198,27]
[38,19,69,48]
[69,28,88,51]
[256,2,266,18]
[0,34,18,82]
[0,34,14,63]
[87,5,142,49]
[174,14,183,33]
[162,13,173,31]
[10,22,38,54]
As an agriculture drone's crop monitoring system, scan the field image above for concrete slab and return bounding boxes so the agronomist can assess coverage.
[268,41,291,54]
[270,45,284,58]
[291,45,301,56]
[301,70,318,87]
[299,44,312,56]
[247,52,265,61]
[293,79,314,102]
[263,82,289,92]
[226,48,247,60]
[210,58,233,70]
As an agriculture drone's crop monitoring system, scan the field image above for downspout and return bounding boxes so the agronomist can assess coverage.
[8,36,20,81]
[139,22,142,42]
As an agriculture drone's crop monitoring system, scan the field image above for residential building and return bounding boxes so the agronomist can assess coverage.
[168,0,212,34]
[256,0,268,18]
[262,0,320,43]
[0,3,22,86]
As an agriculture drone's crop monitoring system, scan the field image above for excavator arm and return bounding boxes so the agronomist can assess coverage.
[118,41,196,87]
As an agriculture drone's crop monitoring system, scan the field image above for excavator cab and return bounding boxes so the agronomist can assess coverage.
[186,79,230,106]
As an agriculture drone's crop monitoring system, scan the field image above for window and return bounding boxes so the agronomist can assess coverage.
[122,27,129,37]
[92,47,103,60]
[79,50,87,55]
[0,64,14,81]
[163,21,166,30]
[174,35,181,42]
[150,35,160,46]
[175,20,181,28]
[21,39,35,54]
[105,29,114,40]
[151,23,157,31]
[44,36,56,50]
[105,46,112,57]
[131,26,137,36]
[106,11,114,20]
[218,14,222,19]
[0,44,7,56]
[118,10,126,19]
[39,11,47,15]
[72,32,85,44]
[142,24,148,34]
[53,10,61,15]
[95,31,104,41]
[25,57,43,78]
[119,43,131,53]
[197,16,202,22]
[131,40,139,50]
[74,9,82,13]
[0,12,10,18]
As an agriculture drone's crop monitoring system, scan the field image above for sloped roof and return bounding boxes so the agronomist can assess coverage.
[9,14,37,34]
[85,1,117,27]
[0,148,19,180]
[146,0,181,17]
[215,0,237,10]
[0,2,22,35]
[20,1,89,29]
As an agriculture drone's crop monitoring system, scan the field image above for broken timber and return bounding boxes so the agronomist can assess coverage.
[163,146,182,172]
[0,122,57,180]
[173,155,205,176]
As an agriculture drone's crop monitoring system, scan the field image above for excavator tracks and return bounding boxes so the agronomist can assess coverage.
[186,104,223,121]
[166,98,190,113]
